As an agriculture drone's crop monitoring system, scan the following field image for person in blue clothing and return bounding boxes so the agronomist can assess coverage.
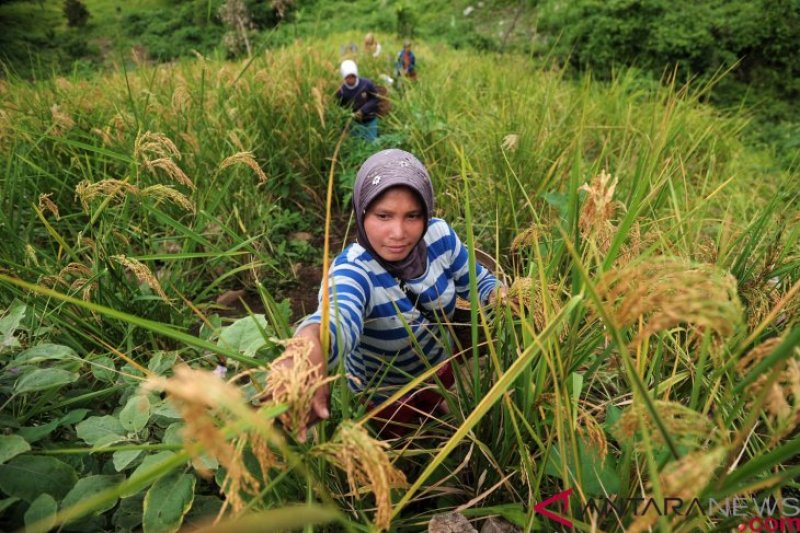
[395,40,417,82]
[276,149,503,439]
[336,59,380,142]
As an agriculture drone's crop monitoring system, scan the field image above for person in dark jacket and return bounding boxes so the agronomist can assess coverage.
[336,60,380,142]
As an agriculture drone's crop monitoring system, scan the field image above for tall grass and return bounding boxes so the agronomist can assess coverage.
[1,33,798,532]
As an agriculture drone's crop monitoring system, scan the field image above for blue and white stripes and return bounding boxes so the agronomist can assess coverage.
[297,218,497,395]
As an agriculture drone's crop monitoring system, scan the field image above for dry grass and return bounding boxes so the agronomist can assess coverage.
[314,421,407,531]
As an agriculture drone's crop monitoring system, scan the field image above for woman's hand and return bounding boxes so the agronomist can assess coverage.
[264,324,330,443]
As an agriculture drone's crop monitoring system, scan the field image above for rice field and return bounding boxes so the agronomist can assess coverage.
[0,34,799,532]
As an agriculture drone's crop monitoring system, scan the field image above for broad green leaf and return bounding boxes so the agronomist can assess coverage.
[122,451,180,498]
[76,415,126,447]
[91,356,116,382]
[142,471,195,533]
[120,395,151,432]
[0,496,20,514]
[0,455,77,502]
[17,420,59,444]
[0,435,30,464]
[24,493,57,531]
[183,495,223,529]
[0,301,26,352]
[545,435,620,497]
[148,351,178,375]
[217,314,271,356]
[113,494,143,531]
[163,423,184,445]
[13,368,79,394]
[59,408,90,427]
[13,343,77,365]
[113,450,143,472]
[62,474,124,516]
[151,399,181,421]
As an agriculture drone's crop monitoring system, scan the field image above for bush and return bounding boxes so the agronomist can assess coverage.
[63,0,89,27]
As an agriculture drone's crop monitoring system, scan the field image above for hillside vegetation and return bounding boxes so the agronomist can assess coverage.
[0,33,799,532]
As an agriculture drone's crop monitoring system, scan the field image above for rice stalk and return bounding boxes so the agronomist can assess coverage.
[613,400,716,451]
[594,257,743,345]
[627,447,727,533]
[134,130,181,161]
[261,337,334,436]
[311,86,325,128]
[74,179,138,212]
[139,185,196,213]
[579,169,625,254]
[736,336,800,440]
[314,421,407,532]
[144,365,275,514]
[111,254,170,304]
[50,104,75,136]
[38,193,60,220]
[143,158,195,190]
[501,133,519,152]
[219,151,268,184]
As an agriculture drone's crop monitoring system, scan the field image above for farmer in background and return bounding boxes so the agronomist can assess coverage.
[336,59,380,142]
[395,39,417,82]
[274,149,503,438]
[364,32,382,58]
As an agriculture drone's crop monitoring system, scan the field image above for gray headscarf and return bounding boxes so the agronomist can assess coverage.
[353,149,435,280]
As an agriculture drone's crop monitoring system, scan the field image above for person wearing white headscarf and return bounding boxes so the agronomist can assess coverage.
[336,59,380,142]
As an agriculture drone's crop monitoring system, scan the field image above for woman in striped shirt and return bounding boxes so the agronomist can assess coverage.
[289,149,501,439]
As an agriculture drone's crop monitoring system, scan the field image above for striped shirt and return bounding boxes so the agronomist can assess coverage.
[297,218,497,395]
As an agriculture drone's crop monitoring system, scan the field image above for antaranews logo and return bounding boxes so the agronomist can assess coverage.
[532,491,800,530]
[533,488,573,528]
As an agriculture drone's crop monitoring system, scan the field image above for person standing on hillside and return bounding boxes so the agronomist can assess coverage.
[395,40,417,82]
[336,59,380,142]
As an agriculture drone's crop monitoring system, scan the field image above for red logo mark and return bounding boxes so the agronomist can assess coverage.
[534,488,573,528]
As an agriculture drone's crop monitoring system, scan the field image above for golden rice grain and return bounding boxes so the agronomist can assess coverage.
[139,185,196,213]
[314,421,407,531]
[613,400,715,451]
[143,158,195,190]
[219,151,268,184]
[111,254,170,303]
[75,179,139,212]
[627,447,726,533]
[578,170,625,254]
[595,257,742,345]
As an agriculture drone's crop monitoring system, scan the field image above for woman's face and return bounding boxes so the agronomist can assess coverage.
[345,74,357,86]
[363,186,426,262]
